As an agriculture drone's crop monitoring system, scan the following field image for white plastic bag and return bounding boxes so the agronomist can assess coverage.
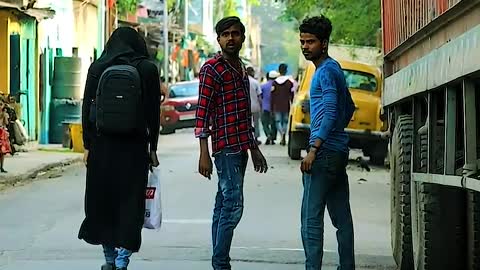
[13,120,28,145]
[144,167,162,229]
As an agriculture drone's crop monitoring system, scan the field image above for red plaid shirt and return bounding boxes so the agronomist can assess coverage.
[195,54,257,154]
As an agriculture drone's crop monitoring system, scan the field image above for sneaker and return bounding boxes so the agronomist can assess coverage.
[265,139,271,145]
[101,264,115,270]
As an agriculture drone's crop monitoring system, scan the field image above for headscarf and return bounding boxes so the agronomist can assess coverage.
[89,27,149,77]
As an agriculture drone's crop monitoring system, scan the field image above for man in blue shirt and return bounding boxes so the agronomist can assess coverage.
[299,16,356,270]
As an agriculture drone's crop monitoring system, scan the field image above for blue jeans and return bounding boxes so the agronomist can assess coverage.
[103,245,133,268]
[301,150,355,270]
[274,112,289,135]
[212,149,248,270]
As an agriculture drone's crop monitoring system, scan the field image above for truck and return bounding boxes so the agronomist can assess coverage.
[382,0,480,269]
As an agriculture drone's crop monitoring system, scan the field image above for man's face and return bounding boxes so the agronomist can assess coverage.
[300,32,326,61]
[217,24,245,55]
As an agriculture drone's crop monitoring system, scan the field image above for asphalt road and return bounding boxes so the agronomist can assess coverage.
[0,129,396,270]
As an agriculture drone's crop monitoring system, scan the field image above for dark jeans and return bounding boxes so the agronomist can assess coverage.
[261,110,277,141]
[212,149,248,270]
[301,150,355,270]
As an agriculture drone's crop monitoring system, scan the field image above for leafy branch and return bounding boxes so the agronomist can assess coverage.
[116,0,138,15]
[278,0,381,47]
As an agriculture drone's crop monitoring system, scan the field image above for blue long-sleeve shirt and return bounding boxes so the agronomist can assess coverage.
[309,57,355,153]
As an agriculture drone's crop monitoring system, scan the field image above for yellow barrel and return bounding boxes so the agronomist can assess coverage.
[69,123,84,153]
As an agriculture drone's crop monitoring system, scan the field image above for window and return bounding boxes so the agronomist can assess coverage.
[343,70,378,92]
[169,82,199,98]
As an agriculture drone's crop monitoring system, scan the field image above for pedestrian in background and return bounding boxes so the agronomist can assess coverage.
[195,16,268,270]
[247,66,263,145]
[299,16,356,270]
[261,70,279,145]
[0,97,11,173]
[78,27,161,270]
[271,63,294,146]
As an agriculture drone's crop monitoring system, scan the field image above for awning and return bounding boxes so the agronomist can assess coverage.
[0,0,55,21]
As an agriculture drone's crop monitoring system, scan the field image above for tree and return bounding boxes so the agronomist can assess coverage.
[279,0,381,47]
[117,0,138,15]
[214,0,261,23]
[116,0,177,16]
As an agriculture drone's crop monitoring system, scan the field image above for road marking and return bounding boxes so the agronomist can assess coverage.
[232,246,336,253]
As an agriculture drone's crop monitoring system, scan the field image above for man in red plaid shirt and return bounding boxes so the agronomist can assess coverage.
[195,16,268,270]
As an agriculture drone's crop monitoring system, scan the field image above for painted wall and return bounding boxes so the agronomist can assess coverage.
[19,18,38,139]
[0,10,20,94]
[0,13,9,93]
[73,0,99,93]
[36,0,102,144]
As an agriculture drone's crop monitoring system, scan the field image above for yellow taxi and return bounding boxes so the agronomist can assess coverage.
[288,60,388,165]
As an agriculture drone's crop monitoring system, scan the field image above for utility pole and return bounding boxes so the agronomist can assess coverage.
[97,0,106,55]
[163,0,169,84]
[183,0,189,81]
[184,0,189,38]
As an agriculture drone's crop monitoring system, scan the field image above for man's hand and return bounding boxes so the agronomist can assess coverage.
[83,149,89,166]
[251,148,268,173]
[149,150,160,171]
[198,152,213,179]
[301,150,316,174]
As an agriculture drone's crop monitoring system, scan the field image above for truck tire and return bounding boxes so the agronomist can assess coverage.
[390,115,414,270]
[288,130,302,160]
[410,124,466,270]
[467,191,480,270]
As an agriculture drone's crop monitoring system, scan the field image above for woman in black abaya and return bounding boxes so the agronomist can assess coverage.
[78,27,161,270]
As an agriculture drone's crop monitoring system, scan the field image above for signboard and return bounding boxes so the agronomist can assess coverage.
[139,0,164,22]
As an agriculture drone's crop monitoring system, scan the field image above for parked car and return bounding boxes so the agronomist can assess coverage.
[288,60,388,165]
[160,80,199,134]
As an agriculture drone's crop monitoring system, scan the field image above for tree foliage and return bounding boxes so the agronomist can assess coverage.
[279,0,381,47]
[117,0,138,15]
[116,0,177,16]
[213,0,261,23]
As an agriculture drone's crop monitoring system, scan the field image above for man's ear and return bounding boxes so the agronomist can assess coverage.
[242,34,246,43]
[217,36,220,43]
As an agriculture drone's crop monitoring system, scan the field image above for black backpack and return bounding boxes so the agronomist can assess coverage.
[95,60,144,134]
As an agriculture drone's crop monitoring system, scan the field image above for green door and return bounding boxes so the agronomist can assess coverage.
[9,34,20,99]
[19,19,37,140]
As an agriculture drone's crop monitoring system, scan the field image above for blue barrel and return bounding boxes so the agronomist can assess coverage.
[52,57,82,99]
[49,98,82,144]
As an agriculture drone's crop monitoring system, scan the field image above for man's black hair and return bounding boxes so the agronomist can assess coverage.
[246,66,255,76]
[215,16,246,36]
[299,15,332,42]
[279,63,288,75]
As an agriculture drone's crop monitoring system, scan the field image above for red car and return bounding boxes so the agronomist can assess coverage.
[160,80,199,134]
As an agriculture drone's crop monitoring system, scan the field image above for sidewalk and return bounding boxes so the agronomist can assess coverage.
[0,144,83,187]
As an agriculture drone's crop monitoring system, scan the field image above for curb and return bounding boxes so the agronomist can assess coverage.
[0,157,83,187]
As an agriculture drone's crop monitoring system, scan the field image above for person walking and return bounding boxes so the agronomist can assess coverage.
[0,97,11,172]
[78,27,161,270]
[271,63,294,146]
[247,66,263,145]
[261,70,279,145]
[299,16,356,270]
[195,16,269,270]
